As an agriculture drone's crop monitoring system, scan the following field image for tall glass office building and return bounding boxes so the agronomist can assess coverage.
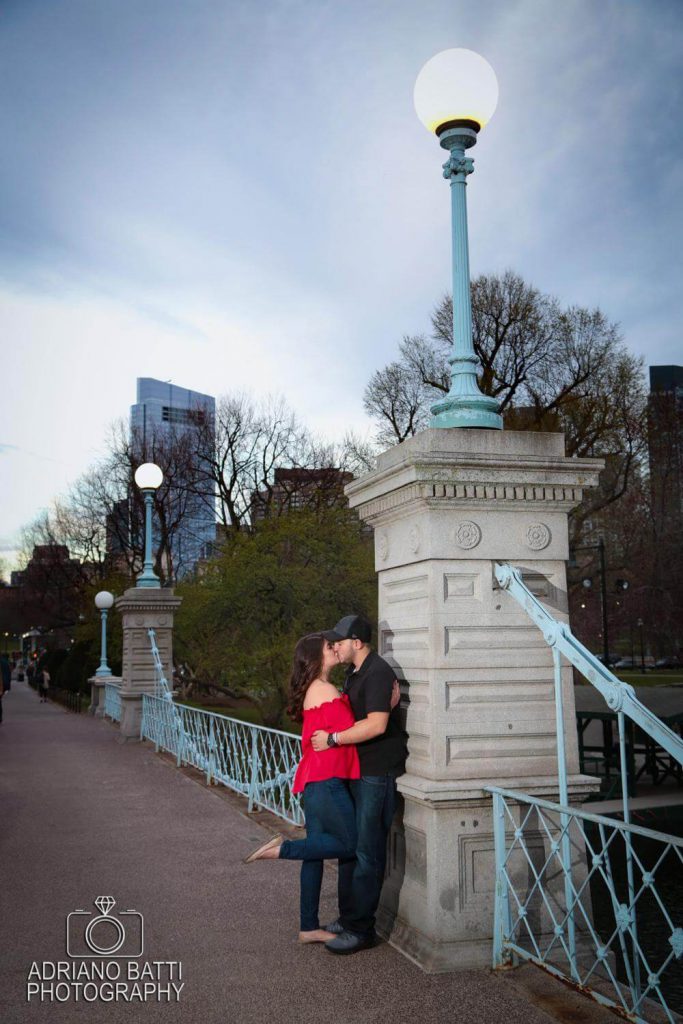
[130,378,216,578]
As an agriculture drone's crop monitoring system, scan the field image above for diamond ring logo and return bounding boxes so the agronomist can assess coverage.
[66,897,144,957]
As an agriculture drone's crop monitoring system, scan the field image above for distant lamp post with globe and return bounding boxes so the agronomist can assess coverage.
[94,591,114,677]
[134,462,163,588]
[414,48,502,429]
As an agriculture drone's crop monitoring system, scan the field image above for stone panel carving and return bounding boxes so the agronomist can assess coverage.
[526,522,551,550]
[383,574,429,604]
[382,628,430,655]
[404,826,427,886]
[443,573,479,600]
[453,521,481,550]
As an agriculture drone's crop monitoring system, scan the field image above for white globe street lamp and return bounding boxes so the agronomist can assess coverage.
[94,590,114,677]
[414,48,502,429]
[134,462,163,588]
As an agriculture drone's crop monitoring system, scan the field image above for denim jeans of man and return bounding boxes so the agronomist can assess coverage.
[278,777,357,932]
[338,775,397,936]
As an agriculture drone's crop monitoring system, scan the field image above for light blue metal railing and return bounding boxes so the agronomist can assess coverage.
[490,786,683,1023]
[103,682,121,722]
[488,563,683,1022]
[140,630,303,825]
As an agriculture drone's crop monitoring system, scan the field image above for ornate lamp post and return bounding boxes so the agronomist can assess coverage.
[94,591,114,677]
[134,462,163,588]
[414,48,502,429]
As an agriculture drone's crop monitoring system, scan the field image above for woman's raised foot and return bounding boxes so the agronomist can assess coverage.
[299,929,336,944]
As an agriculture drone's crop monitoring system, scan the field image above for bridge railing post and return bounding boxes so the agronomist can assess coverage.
[491,789,512,969]
[247,730,259,813]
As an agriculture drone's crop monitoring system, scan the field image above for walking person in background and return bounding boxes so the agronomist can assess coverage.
[0,654,11,723]
[243,632,360,944]
[1,653,11,695]
[0,655,8,723]
[39,666,50,703]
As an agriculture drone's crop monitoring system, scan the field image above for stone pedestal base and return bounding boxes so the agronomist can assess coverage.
[88,675,121,717]
[113,586,182,742]
[377,775,599,972]
[116,692,143,742]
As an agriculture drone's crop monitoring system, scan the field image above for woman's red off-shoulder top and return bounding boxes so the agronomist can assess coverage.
[291,694,360,794]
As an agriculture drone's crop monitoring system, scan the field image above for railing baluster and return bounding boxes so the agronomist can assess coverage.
[552,644,578,979]
[617,710,642,1005]
[247,729,259,813]
[492,790,512,967]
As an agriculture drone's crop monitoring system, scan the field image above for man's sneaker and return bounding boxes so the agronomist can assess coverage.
[325,929,376,955]
[322,919,344,935]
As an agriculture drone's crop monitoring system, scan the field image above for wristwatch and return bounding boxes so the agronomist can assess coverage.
[326,732,338,748]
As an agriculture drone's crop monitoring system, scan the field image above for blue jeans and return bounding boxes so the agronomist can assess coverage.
[338,775,397,936]
[278,778,357,932]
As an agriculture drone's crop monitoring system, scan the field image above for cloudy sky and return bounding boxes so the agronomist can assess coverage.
[1,0,682,568]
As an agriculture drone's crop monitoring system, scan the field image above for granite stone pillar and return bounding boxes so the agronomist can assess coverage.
[88,674,122,716]
[345,428,603,971]
[115,587,182,742]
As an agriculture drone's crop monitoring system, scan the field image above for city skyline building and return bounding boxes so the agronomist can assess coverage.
[129,378,216,579]
[647,365,683,532]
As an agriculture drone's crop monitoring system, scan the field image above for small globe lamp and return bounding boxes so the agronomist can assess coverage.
[94,591,114,677]
[134,462,163,588]
[414,48,502,429]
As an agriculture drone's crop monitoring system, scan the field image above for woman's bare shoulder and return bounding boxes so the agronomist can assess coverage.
[303,681,341,710]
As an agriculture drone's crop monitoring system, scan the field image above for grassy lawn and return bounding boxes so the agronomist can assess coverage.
[614,670,683,687]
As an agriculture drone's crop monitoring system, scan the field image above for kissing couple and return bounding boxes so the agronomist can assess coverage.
[244,614,408,955]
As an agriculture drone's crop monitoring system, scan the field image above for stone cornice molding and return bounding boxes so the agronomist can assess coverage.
[397,772,601,806]
[345,430,603,524]
[115,588,182,614]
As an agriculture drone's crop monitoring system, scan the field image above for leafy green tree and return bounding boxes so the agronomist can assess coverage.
[175,508,375,727]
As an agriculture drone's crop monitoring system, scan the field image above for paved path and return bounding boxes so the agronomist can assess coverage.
[0,678,613,1024]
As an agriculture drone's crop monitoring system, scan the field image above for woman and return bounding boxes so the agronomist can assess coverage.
[243,632,360,944]
[39,667,50,703]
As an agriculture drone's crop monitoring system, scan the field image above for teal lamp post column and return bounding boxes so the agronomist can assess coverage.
[94,591,114,676]
[134,462,163,588]
[415,48,502,429]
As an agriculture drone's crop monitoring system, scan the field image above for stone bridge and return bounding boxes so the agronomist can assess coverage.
[0,676,615,1024]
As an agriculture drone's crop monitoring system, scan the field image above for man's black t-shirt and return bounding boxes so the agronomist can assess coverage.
[343,650,408,777]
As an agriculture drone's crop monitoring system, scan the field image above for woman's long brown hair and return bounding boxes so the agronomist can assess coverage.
[286,632,327,723]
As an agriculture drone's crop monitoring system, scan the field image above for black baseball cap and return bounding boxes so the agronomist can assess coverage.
[323,614,372,643]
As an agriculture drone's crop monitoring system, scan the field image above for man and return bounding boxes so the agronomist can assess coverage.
[311,614,407,955]
[0,654,10,724]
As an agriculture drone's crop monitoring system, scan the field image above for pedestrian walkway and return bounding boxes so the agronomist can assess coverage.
[0,677,615,1024]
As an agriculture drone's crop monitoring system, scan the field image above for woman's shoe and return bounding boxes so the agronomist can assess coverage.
[243,833,283,863]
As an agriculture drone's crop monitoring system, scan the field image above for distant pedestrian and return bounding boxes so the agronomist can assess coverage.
[0,654,10,694]
[0,659,7,724]
[39,668,50,703]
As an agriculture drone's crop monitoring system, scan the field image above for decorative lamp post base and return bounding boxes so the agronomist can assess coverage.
[94,666,113,678]
[135,574,161,589]
[430,355,503,429]
[430,396,503,430]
